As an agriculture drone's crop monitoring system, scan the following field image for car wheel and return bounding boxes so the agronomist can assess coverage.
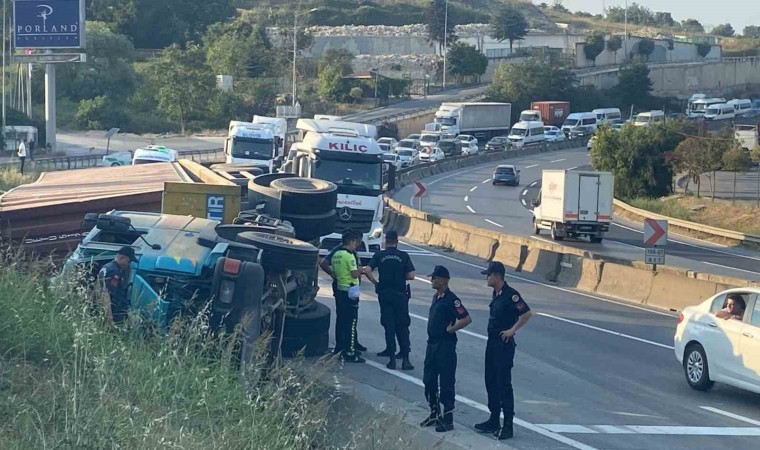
[684,344,715,391]
[237,232,319,272]
[280,209,337,242]
[271,177,338,216]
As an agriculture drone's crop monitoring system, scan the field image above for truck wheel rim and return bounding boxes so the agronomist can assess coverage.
[687,351,704,382]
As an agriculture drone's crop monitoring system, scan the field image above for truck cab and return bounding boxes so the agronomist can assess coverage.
[519,110,542,122]
[431,104,462,135]
[252,115,287,161]
[292,119,388,261]
[225,121,277,171]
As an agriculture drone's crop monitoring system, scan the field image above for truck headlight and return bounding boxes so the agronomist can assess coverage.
[369,227,383,240]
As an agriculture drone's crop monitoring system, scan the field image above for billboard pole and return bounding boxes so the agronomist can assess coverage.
[3,0,7,130]
[45,49,55,151]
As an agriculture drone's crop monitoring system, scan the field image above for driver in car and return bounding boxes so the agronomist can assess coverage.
[716,294,746,321]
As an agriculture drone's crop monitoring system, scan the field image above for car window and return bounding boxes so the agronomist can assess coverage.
[710,294,729,313]
[750,297,760,327]
[712,293,753,320]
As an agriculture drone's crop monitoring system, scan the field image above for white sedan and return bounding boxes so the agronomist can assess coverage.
[456,134,478,146]
[543,126,565,142]
[381,152,403,170]
[675,288,760,394]
[377,137,398,150]
[461,141,479,156]
[101,151,133,167]
[419,147,445,163]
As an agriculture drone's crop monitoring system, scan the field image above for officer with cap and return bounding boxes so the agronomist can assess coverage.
[97,246,135,325]
[420,265,472,433]
[474,261,533,440]
[362,230,416,370]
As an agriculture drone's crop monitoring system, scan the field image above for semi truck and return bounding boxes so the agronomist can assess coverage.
[531,170,614,242]
[252,115,288,159]
[427,102,511,141]
[224,121,280,170]
[528,101,571,127]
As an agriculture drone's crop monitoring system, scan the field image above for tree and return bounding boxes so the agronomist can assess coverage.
[317,66,345,101]
[349,87,364,103]
[606,35,623,63]
[616,63,652,108]
[743,25,760,39]
[75,96,127,130]
[583,31,606,66]
[489,5,529,53]
[653,12,675,27]
[318,49,355,76]
[711,23,735,37]
[148,44,215,134]
[681,19,705,33]
[446,42,488,82]
[550,0,570,14]
[538,3,548,9]
[669,138,710,197]
[637,38,655,61]
[697,43,712,58]
[425,0,457,54]
[203,21,274,80]
[722,145,751,203]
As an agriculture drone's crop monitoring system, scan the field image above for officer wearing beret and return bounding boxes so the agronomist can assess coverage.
[474,261,533,440]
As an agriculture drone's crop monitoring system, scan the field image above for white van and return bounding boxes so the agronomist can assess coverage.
[704,103,736,121]
[689,98,726,118]
[633,110,665,126]
[314,114,343,121]
[592,108,622,124]
[508,121,545,148]
[562,113,597,136]
[519,110,541,122]
[132,145,178,165]
[727,99,753,117]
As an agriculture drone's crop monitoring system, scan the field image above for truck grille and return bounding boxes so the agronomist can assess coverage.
[335,207,374,234]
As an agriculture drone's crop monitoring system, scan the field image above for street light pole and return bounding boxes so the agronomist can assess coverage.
[443,0,449,89]
[624,0,628,63]
[292,15,298,108]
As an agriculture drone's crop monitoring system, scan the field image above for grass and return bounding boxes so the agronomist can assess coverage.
[0,167,37,193]
[628,196,760,236]
[0,258,372,449]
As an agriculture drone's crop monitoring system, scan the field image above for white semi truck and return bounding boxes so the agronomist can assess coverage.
[225,121,278,170]
[531,170,614,242]
[292,119,387,261]
[426,102,511,141]
[252,115,287,159]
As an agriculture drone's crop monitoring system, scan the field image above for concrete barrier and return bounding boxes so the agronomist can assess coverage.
[595,262,654,304]
[647,270,722,311]
[405,217,434,243]
[464,233,500,261]
[493,239,528,271]
[520,248,563,282]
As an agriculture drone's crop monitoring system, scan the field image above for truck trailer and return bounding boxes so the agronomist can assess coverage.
[529,101,571,127]
[428,102,511,141]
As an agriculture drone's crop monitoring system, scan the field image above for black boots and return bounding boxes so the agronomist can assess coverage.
[494,417,514,440]
[474,413,501,433]
[387,356,396,369]
[383,354,414,370]
[420,410,439,427]
[401,356,414,371]
[435,411,454,432]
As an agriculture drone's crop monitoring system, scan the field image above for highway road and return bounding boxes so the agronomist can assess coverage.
[393,148,760,281]
[319,241,760,450]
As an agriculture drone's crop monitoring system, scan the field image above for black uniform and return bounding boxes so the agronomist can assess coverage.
[98,261,130,324]
[485,285,531,419]
[368,247,415,356]
[423,289,469,416]
[324,245,361,353]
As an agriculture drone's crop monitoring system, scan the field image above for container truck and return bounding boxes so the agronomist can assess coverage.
[530,101,570,127]
[427,102,511,141]
[531,170,614,242]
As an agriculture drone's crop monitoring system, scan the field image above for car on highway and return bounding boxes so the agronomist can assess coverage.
[543,126,565,142]
[377,137,398,150]
[406,133,422,147]
[419,147,444,163]
[396,148,419,167]
[381,152,403,170]
[397,139,419,151]
[460,141,479,156]
[101,151,133,167]
[569,125,595,139]
[485,136,510,152]
[132,145,178,165]
[675,288,760,394]
[378,143,392,153]
[492,164,520,186]
[456,134,478,146]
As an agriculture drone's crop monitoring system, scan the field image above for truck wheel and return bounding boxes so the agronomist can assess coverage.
[281,302,331,357]
[590,237,603,244]
[533,219,540,235]
[237,232,318,272]
[550,224,564,241]
[281,332,330,358]
[281,209,337,242]
[271,177,338,216]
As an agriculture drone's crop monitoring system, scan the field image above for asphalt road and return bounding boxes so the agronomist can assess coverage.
[318,242,760,450]
[393,148,760,281]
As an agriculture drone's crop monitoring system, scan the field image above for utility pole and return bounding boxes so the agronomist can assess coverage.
[292,15,297,108]
[623,0,628,63]
[3,0,7,130]
[443,0,449,89]
[45,50,56,151]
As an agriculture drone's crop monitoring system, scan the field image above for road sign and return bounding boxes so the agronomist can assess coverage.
[13,0,85,49]
[643,219,668,247]
[414,182,427,198]
[105,128,120,139]
[10,53,86,63]
[645,248,665,265]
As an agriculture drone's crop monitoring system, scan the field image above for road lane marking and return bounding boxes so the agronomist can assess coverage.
[464,195,468,202]
[400,240,677,318]
[529,181,539,187]
[568,166,578,170]
[609,240,642,250]
[521,199,527,206]
[537,313,674,350]
[484,219,504,228]
[522,189,529,196]
[466,205,476,213]
[700,406,760,426]
[482,179,490,184]
[551,159,566,163]
[536,424,760,436]
[703,261,760,275]
[525,164,538,169]
[470,186,478,192]
[363,360,600,450]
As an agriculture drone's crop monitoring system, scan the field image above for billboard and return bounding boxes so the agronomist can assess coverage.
[13,0,85,49]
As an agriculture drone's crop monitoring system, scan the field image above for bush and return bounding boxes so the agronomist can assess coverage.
[76,96,129,130]
[629,197,693,221]
[0,167,37,192]
[304,0,487,26]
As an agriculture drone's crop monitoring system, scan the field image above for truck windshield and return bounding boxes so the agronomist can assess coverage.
[510,128,527,136]
[435,117,456,126]
[563,119,579,127]
[420,135,439,144]
[231,137,274,160]
[636,115,651,123]
[314,159,383,195]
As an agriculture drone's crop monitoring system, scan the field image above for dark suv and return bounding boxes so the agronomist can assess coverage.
[485,136,510,152]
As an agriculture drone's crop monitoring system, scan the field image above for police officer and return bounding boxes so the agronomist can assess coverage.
[319,229,368,355]
[420,265,472,433]
[97,246,135,326]
[362,230,415,370]
[474,261,533,440]
[328,230,365,363]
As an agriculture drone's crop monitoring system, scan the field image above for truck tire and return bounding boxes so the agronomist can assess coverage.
[281,332,330,358]
[271,178,338,216]
[281,210,337,242]
[284,302,332,337]
[590,237,603,244]
[550,224,564,241]
[533,219,540,235]
[236,232,318,272]
[248,173,298,216]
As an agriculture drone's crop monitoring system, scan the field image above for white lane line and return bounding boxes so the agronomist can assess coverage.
[700,406,760,426]
[703,261,760,275]
[522,189,529,196]
[568,166,578,170]
[407,164,495,206]
[551,159,566,163]
[466,205,477,214]
[537,313,674,350]
[470,186,478,192]
[529,181,539,187]
[482,179,491,184]
[609,240,642,250]
[525,164,538,169]
[521,199,527,206]
[363,360,599,449]
[537,424,760,436]
[464,195,469,202]
[400,240,677,318]
[484,219,504,228]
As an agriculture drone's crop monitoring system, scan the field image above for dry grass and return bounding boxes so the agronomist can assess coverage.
[0,167,37,193]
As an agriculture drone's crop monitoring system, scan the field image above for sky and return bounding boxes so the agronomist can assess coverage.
[541,1,760,32]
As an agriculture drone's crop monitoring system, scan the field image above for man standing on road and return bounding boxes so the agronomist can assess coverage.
[17,138,27,174]
[97,246,135,326]
[420,265,472,433]
[329,230,366,363]
[474,261,533,440]
[362,230,415,370]
[319,230,368,355]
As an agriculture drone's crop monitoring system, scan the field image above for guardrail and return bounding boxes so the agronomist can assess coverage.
[342,91,488,126]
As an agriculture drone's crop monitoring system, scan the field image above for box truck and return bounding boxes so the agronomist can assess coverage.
[427,102,511,140]
[531,170,614,242]
[530,101,571,127]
